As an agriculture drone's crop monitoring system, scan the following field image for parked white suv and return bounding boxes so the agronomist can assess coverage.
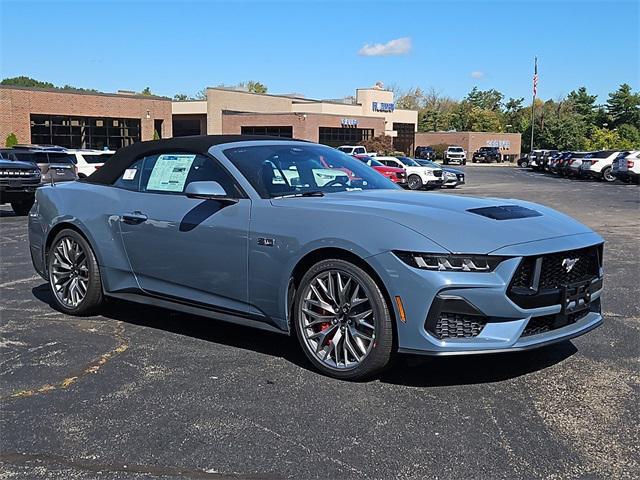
[376,156,443,190]
[67,149,115,178]
[579,150,621,182]
[337,145,367,156]
[444,146,466,165]
[612,151,640,184]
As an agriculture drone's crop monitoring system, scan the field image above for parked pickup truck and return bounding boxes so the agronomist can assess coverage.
[472,146,501,163]
[337,145,368,156]
[444,146,467,165]
[0,150,41,215]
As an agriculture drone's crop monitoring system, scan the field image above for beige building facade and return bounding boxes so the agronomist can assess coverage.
[172,86,419,153]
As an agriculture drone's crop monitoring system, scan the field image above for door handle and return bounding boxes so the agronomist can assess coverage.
[122,211,148,225]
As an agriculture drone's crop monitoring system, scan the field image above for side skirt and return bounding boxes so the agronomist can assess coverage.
[106,291,289,336]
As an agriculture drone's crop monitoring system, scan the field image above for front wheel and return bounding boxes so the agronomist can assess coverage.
[48,229,104,315]
[293,259,394,381]
[407,174,423,190]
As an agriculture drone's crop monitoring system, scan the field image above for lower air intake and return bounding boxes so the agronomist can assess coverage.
[434,312,487,339]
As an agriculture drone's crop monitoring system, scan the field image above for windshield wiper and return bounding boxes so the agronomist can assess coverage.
[272,190,325,199]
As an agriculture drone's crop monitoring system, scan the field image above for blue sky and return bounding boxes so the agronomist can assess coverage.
[1,0,638,103]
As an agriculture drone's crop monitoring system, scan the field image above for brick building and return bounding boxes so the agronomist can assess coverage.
[0,85,173,149]
[173,86,419,153]
[414,131,522,160]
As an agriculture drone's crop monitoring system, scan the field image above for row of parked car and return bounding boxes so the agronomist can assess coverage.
[0,144,113,215]
[337,146,466,190]
[520,149,639,184]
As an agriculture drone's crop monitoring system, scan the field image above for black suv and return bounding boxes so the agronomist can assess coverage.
[472,146,501,163]
[0,150,41,215]
[415,146,436,160]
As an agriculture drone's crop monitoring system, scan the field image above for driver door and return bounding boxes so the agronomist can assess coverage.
[116,151,250,313]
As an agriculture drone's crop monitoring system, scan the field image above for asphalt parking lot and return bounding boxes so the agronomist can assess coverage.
[1,166,639,480]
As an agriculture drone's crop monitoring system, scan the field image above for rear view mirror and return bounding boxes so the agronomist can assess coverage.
[185,181,238,203]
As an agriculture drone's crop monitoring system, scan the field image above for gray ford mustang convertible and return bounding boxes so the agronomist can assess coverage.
[28,136,604,380]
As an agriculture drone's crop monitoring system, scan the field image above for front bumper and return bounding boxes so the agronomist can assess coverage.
[368,233,604,355]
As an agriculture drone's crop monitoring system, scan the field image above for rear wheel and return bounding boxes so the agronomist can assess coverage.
[293,259,393,381]
[519,160,528,168]
[601,166,615,182]
[407,174,423,190]
[48,229,103,315]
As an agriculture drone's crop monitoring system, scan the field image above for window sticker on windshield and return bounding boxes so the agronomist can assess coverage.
[146,154,196,192]
[123,168,137,180]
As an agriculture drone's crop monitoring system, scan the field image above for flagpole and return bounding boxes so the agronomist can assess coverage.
[530,56,537,154]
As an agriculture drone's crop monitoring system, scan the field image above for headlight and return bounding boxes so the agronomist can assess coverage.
[394,251,506,272]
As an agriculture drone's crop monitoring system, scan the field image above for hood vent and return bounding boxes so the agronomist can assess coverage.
[467,205,542,220]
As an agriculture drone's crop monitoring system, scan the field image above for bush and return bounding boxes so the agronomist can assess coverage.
[5,133,18,147]
[430,143,449,160]
[153,129,160,140]
[359,135,394,155]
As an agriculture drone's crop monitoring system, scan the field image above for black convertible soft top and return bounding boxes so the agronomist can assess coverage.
[86,135,301,185]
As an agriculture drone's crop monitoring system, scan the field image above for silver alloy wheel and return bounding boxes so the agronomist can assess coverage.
[603,167,615,182]
[300,270,376,370]
[50,236,89,308]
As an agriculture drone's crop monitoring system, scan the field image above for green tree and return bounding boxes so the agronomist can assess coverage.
[1,76,55,88]
[173,93,189,101]
[5,133,18,147]
[585,127,636,150]
[607,83,640,128]
[567,87,597,118]
[195,88,207,100]
[467,107,502,132]
[465,87,504,111]
[140,87,153,96]
[617,123,640,147]
[245,81,268,94]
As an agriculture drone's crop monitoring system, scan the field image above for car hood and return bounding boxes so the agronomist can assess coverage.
[271,190,593,254]
[0,159,37,169]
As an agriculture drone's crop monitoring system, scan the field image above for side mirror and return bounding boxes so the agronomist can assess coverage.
[185,181,238,203]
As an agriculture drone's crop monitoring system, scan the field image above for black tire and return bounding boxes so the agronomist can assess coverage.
[407,174,423,190]
[601,166,615,183]
[519,160,528,168]
[445,185,457,189]
[47,229,104,315]
[78,173,87,179]
[293,258,394,381]
[11,198,34,216]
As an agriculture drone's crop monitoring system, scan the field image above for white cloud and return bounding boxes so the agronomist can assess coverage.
[358,37,412,57]
[470,71,485,79]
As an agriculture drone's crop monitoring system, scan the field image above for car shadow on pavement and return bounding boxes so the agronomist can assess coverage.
[32,283,577,386]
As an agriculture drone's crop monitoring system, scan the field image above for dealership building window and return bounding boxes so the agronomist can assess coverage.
[240,126,293,137]
[318,127,374,147]
[30,114,141,150]
[392,123,415,154]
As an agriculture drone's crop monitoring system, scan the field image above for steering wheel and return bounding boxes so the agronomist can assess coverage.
[323,178,349,188]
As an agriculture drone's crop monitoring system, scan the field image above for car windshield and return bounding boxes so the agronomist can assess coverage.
[337,147,352,153]
[398,156,420,166]
[224,144,400,198]
[417,159,440,168]
[449,147,463,152]
[357,156,384,167]
[83,153,113,164]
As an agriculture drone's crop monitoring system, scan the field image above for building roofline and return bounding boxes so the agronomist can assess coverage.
[221,109,386,120]
[0,84,171,101]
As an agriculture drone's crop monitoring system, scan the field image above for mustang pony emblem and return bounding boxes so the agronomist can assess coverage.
[562,257,580,273]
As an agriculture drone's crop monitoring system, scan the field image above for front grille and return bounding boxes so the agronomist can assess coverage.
[511,246,600,291]
[433,170,443,178]
[433,312,487,339]
[522,307,593,337]
[538,248,599,288]
[0,169,39,178]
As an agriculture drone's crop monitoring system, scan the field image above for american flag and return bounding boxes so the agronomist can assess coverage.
[533,57,538,96]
